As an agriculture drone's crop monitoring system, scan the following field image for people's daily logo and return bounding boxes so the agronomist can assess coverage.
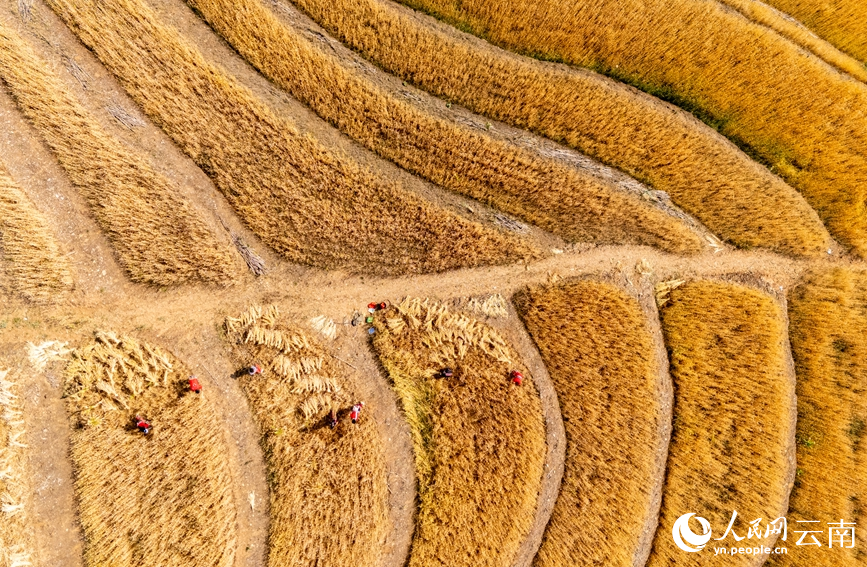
[672,513,712,552]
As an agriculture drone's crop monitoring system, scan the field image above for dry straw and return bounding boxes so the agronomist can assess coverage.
[768,268,867,567]
[0,21,240,286]
[64,332,238,567]
[371,298,545,567]
[288,0,832,257]
[0,161,73,303]
[388,0,867,257]
[186,0,707,254]
[225,305,389,567]
[514,281,668,567]
[647,281,794,566]
[759,0,867,63]
[0,369,36,567]
[46,0,534,276]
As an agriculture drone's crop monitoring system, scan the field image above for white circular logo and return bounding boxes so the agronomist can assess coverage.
[672,513,712,552]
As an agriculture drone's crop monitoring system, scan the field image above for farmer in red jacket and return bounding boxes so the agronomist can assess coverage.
[350,402,365,424]
[134,415,151,435]
[188,375,202,394]
[510,370,524,386]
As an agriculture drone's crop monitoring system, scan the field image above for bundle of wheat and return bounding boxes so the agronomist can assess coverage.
[64,333,238,567]
[46,0,535,276]
[371,298,545,567]
[463,294,509,318]
[224,305,389,567]
[0,369,35,567]
[0,21,240,285]
[309,315,337,341]
[0,161,73,303]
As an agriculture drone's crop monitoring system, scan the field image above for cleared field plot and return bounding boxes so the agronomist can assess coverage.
[0,369,36,567]
[63,331,237,567]
[761,0,867,63]
[0,161,73,303]
[648,281,795,566]
[371,298,545,567]
[768,268,867,567]
[0,20,239,286]
[514,281,669,567]
[714,0,867,82]
[224,305,389,567]
[387,0,867,257]
[46,0,533,276]
[186,0,706,255]
[289,0,832,257]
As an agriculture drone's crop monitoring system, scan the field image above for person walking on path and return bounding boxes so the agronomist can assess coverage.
[350,402,365,424]
[188,375,202,394]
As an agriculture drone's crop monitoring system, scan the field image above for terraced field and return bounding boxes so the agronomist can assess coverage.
[0,0,864,566]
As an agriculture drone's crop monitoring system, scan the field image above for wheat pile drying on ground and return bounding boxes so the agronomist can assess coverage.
[713,0,867,81]
[371,298,545,567]
[391,0,867,258]
[45,0,533,276]
[760,0,867,63]
[514,280,668,567]
[0,160,72,303]
[63,331,237,567]
[768,268,866,567]
[186,0,705,255]
[647,280,795,566]
[289,0,832,258]
[0,369,36,567]
[224,305,389,567]
[0,19,240,286]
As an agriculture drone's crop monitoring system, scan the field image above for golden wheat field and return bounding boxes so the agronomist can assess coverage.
[224,305,389,567]
[0,18,240,286]
[2,0,867,564]
[371,298,546,567]
[0,368,36,567]
[647,280,795,566]
[514,281,669,567]
[760,0,867,63]
[185,0,706,255]
[63,331,238,567]
[290,0,833,257]
[0,161,73,303]
[768,268,867,567]
[44,0,534,276]
[390,0,867,257]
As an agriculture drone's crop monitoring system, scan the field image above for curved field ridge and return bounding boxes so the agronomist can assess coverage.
[0,19,239,286]
[63,331,237,567]
[0,161,73,303]
[769,268,867,567]
[761,0,867,63]
[0,369,36,567]
[371,298,545,567]
[648,281,795,566]
[186,0,706,255]
[390,0,867,257]
[224,306,389,567]
[287,0,832,257]
[714,0,867,82]
[514,281,669,567]
[46,0,532,276]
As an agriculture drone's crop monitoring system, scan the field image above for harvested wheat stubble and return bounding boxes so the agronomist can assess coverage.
[647,281,795,566]
[371,298,546,567]
[46,0,532,276]
[391,0,867,258]
[0,161,73,303]
[186,0,705,255]
[514,281,668,567]
[714,0,867,82]
[288,0,832,258]
[760,0,867,64]
[63,331,238,567]
[224,305,389,567]
[0,20,239,286]
[767,268,867,567]
[0,369,36,567]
